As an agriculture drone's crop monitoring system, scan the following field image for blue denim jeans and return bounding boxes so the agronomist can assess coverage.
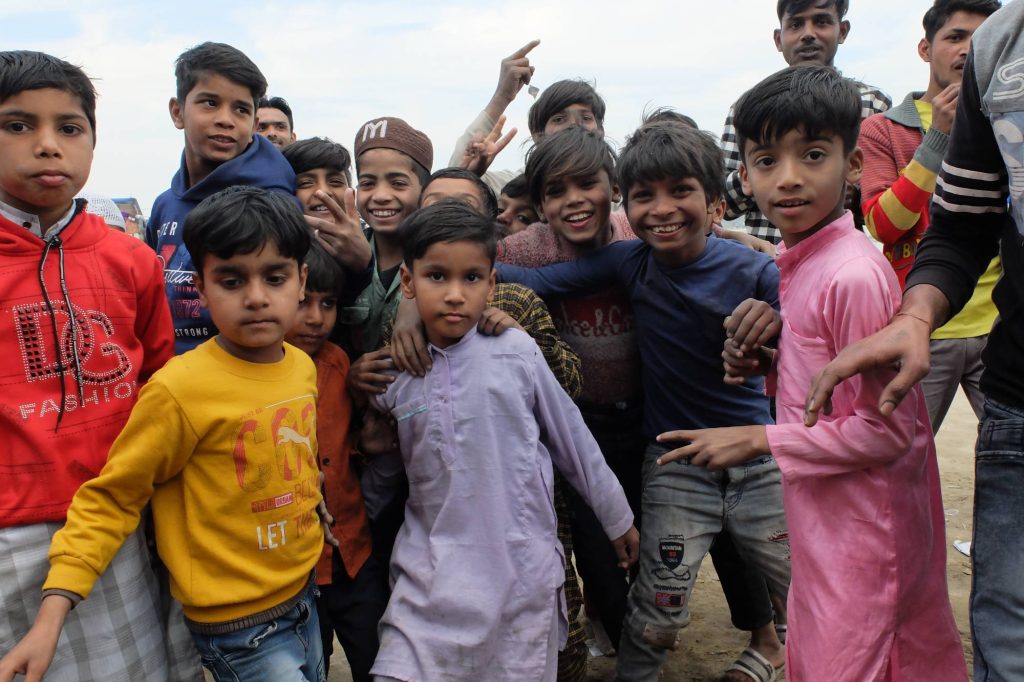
[971,398,1024,682]
[192,583,325,682]
[616,443,790,682]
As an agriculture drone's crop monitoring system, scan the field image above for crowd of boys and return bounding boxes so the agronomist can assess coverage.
[1,0,1022,681]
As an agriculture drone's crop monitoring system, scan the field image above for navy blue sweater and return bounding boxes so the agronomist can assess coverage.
[147,134,296,354]
[498,237,779,439]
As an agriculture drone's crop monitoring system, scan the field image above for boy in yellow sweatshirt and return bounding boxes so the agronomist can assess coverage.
[0,186,332,682]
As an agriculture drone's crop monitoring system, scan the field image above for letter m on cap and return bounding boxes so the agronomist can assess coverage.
[362,119,388,142]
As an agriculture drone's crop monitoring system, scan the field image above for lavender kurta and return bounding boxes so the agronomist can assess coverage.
[765,213,966,681]
[371,326,633,682]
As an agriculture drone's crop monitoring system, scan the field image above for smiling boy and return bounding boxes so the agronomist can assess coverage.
[497,123,790,682]
[147,42,296,355]
[1,187,332,682]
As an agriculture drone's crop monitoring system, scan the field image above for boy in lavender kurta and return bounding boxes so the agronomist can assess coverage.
[658,67,966,681]
[370,200,639,682]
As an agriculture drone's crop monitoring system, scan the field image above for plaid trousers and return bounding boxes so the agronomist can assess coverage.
[0,522,200,681]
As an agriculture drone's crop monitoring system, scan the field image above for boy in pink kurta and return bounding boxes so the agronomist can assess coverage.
[657,66,966,681]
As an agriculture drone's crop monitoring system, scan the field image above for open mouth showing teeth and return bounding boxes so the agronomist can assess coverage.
[371,209,399,218]
[650,224,682,234]
[310,205,329,213]
[776,200,809,208]
[565,211,593,223]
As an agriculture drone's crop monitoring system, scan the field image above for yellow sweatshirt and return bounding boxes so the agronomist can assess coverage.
[45,339,323,625]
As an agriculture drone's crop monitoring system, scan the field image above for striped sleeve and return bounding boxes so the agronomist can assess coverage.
[859,114,943,243]
[907,51,1006,319]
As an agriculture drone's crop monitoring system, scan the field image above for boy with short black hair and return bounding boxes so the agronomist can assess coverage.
[1,186,331,682]
[282,136,372,279]
[420,167,499,218]
[370,199,638,682]
[496,173,539,235]
[497,122,791,682]
[448,39,607,193]
[0,49,182,682]
[671,65,965,681]
[148,41,296,355]
[284,241,386,682]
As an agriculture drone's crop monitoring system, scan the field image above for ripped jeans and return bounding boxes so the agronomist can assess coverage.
[616,442,791,682]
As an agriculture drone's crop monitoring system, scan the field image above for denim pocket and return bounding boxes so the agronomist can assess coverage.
[977,405,1024,460]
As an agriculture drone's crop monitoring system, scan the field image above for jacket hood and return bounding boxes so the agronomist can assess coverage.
[168,133,295,202]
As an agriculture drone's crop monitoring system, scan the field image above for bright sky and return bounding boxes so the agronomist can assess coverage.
[8,0,935,215]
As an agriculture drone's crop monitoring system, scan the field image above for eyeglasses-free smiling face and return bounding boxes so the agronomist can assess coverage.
[740,128,862,248]
[627,176,721,267]
[356,148,423,235]
[401,240,495,349]
[195,242,308,363]
[540,168,618,249]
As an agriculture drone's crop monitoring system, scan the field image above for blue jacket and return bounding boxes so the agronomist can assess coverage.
[147,134,296,354]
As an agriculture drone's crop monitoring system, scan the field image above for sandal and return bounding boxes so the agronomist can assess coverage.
[723,646,784,682]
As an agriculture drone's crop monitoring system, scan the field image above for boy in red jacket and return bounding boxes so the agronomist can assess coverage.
[0,51,178,680]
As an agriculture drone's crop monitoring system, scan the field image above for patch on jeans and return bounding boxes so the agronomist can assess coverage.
[641,622,681,651]
[652,536,691,582]
[768,529,791,561]
[655,590,687,609]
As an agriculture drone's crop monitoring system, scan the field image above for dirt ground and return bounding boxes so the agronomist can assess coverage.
[325,392,979,681]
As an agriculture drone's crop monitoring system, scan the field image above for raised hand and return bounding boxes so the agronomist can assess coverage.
[305,189,371,271]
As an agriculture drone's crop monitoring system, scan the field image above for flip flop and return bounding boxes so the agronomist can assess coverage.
[723,646,784,682]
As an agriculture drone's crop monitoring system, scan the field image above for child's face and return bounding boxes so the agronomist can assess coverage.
[774,1,849,67]
[627,177,721,267]
[296,168,349,221]
[356,148,423,235]
[285,289,337,357]
[543,104,600,138]
[497,193,538,234]
[194,241,308,363]
[0,88,93,227]
[400,240,495,349]
[540,168,618,249]
[170,73,256,182]
[740,128,862,248]
[420,177,486,215]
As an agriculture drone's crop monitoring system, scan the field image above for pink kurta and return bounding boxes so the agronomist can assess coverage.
[765,213,966,681]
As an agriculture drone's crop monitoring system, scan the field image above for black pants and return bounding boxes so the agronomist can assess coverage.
[710,529,775,631]
[316,550,389,682]
[571,402,646,650]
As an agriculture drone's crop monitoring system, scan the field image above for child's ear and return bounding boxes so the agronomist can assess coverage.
[846,146,864,186]
[399,263,416,300]
[193,271,208,308]
[487,266,497,299]
[298,263,309,303]
[169,97,185,131]
[611,182,622,204]
[709,199,726,225]
[739,162,752,197]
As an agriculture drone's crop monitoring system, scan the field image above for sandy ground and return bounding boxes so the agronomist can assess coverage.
[323,392,979,681]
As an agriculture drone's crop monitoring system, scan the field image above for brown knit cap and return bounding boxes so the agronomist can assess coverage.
[353,117,433,172]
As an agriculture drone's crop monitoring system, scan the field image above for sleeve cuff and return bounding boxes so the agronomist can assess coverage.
[913,127,950,173]
[41,589,83,609]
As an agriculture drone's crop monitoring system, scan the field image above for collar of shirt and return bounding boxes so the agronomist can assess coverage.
[428,323,479,357]
[0,198,77,240]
